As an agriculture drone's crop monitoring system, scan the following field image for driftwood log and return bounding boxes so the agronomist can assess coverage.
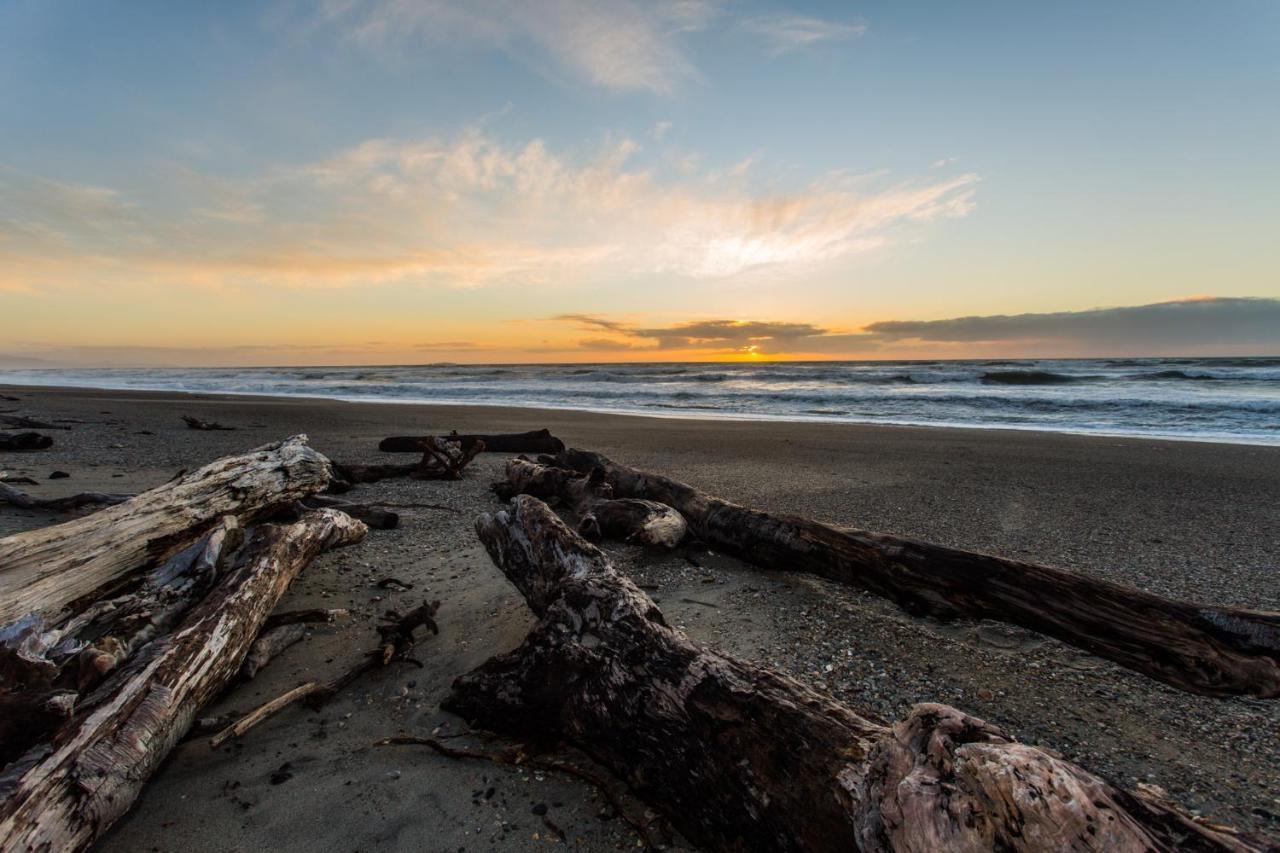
[380,428,565,455]
[239,623,307,680]
[0,432,52,452]
[333,435,483,485]
[500,458,685,548]
[0,482,130,513]
[181,414,235,431]
[0,415,70,431]
[548,450,1280,699]
[447,495,1264,853]
[0,509,367,852]
[0,518,244,765]
[299,495,399,529]
[0,435,332,626]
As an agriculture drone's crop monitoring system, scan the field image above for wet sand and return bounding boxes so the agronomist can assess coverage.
[3,384,1279,849]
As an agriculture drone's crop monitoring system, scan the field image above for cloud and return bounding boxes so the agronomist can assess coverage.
[865,297,1280,348]
[318,0,719,94]
[1,130,976,291]
[550,298,1280,357]
[741,14,867,55]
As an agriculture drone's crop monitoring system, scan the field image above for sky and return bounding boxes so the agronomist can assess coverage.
[1,0,1278,366]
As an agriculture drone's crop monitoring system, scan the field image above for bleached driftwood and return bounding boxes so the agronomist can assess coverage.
[0,435,332,626]
[447,495,1263,853]
[550,449,1280,699]
[0,509,366,852]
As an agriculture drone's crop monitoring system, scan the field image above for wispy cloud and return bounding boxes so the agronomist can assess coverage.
[741,14,867,55]
[0,129,977,292]
[317,0,719,94]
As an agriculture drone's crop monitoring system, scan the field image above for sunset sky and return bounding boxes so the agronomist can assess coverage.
[1,0,1278,365]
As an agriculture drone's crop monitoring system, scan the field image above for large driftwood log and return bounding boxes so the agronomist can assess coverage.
[379,428,565,454]
[447,496,1264,853]
[0,432,52,452]
[551,450,1280,699]
[0,482,130,513]
[501,458,685,548]
[0,518,244,765]
[0,435,332,627]
[333,436,483,485]
[0,509,367,852]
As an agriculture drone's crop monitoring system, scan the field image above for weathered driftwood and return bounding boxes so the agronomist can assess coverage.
[333,435,483,485]
[299,495,399,529]
[500,458,685,548]
[0,518,244,766]
[262,607,348,631]
[239,623,307,680]
[0,415,70,431]
[209,599,439,748]
[181,414,235,431]
[0,509,367,852]
[0,435,332,627]
[0,482,130,513]
[0,432,52,452]
[380,428,565,455]
[552,449,1280,699]
[447,495,1263,853]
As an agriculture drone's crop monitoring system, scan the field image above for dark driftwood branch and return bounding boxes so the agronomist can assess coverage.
[333,436,483,485]
[551,449,1280,699]
[0,432,53,452]
[376,736,664,848]
[500,458,685,548]
[380,428,565,455]
[209,600,440,748]
[447,495,1263,853]
[299,495,399,529]
[181,414,235,431]
[262,608,348,631]
[0,415,70,431]
[0,509,367,852]
[0,483,130,513]
[0,435,333,626]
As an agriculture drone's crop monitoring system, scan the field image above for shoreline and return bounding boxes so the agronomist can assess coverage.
[3,381,1277,448]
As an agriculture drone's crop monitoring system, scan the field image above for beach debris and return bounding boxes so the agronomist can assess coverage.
[444,495,1266,853]
[298,495,399,529]
[0,474,38,485]
[0,435,332,627]
[376,735,665,849]
[497,458,686,549]
[0,414,70,431]
[376,576,414,590]
[0,509,366,852]
[208,599,440,748]
[48,471,69,479]
[0,482,130,513]
[0,432,53,452]
[379,428,566,455]
[332,435,484,486]
[261,607,348,631]
[539,448,1280,700]
[182,414,236,431]
[239,623,308,680]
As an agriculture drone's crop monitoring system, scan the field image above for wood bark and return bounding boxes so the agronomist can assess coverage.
[333,435,483,485]
[447,495,1265,853]
[0,433,52,452]
[551,449,1280,699]
[501,458,685,548]
[0,435,333,627]
[379,428,565,454]
[0,509,367,852]
[0,518,244,766]
[0,482,130,513]
[299,495,399,529]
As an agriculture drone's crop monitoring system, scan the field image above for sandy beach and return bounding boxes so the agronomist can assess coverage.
[3,383,1279,850]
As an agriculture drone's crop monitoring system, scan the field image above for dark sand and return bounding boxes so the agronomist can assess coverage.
[3,384,1279,850]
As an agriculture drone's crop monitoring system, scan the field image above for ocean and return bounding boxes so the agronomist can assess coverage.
[2,357,1278,445]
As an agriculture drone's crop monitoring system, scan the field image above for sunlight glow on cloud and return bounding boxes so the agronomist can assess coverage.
[0,132,977,292]
[741,14,867,55]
